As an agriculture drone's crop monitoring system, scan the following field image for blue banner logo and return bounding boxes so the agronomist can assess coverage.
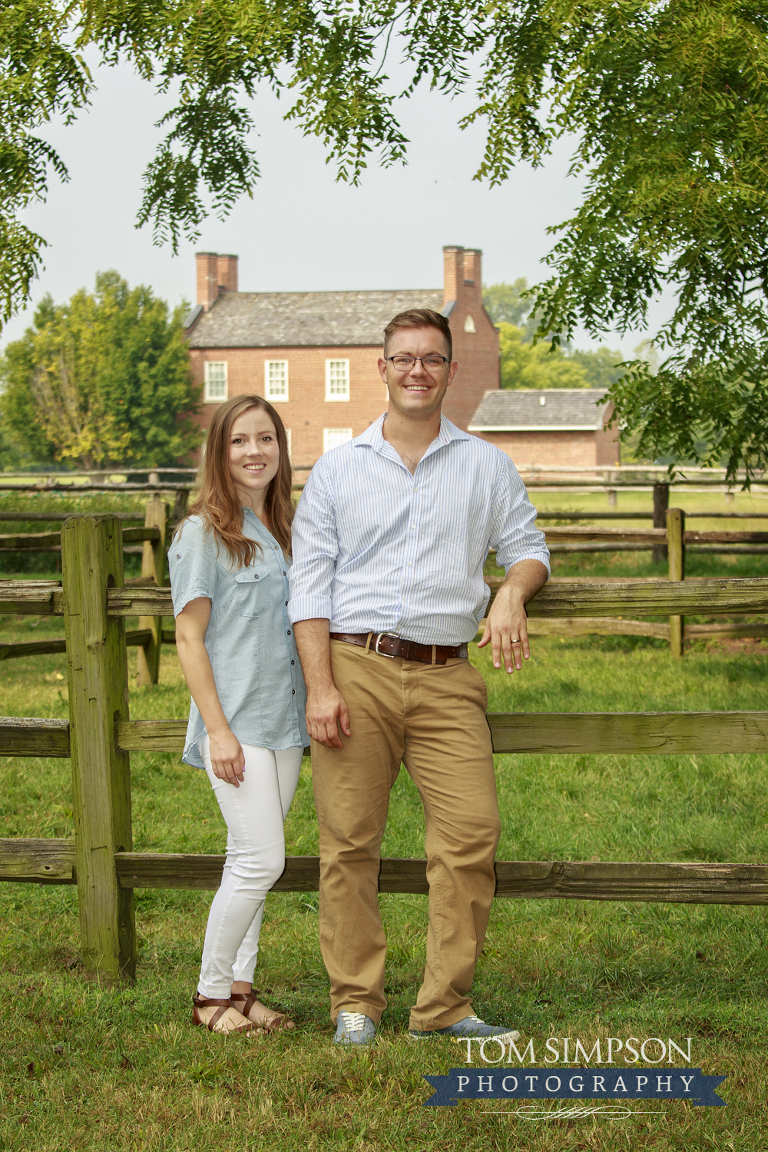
[422,1068,726,1107]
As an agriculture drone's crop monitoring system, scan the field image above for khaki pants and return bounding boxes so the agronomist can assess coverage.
[311,639,500,1032]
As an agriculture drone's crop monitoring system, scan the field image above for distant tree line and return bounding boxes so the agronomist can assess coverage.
[0,273,201,470]
[483,281,630,391]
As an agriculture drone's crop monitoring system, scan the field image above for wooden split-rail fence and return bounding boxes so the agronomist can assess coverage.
[498,507,767,655]
[0,499,170,686]
[2,499,766,670]
[1,514,768,983]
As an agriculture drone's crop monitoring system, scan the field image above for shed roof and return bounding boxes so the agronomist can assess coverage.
[468,389,610,431]
[187,289,446,348]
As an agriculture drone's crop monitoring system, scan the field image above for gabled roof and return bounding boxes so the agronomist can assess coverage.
[187,289,446,348]
[468,389,611,431]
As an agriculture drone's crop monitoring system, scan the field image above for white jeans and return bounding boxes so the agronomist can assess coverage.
[197,736,303,998]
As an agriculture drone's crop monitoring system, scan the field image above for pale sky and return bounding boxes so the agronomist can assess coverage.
[3,60,661,354]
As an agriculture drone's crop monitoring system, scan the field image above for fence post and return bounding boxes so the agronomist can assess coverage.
[136,498,168,687]
[172,488,190,526]
[653,482,669,563]
[61,515,135,983]
[667,507,686,658]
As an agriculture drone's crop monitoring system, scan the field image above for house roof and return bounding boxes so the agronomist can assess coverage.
[468,389,611,431]
[187,289,446,348]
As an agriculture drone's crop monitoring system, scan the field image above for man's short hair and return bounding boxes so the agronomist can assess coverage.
[383,309,452,360]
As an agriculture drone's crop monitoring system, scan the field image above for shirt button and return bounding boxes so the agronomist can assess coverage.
[282,570,287,576]
[407,562,412,567]
[291,660,295,665]
[287,629,291,635]
[285,600,288,606]
[292,689,296,695]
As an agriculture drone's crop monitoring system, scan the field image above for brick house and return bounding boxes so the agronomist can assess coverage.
[185,247,499,464]
[467,389,621,468]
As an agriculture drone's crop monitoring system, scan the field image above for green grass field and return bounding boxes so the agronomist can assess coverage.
[1,488,767,1150]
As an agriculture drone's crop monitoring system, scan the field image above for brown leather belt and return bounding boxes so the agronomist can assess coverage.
[330,632,468,665]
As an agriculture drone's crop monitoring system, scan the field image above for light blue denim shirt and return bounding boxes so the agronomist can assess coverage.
[169,511,308,768]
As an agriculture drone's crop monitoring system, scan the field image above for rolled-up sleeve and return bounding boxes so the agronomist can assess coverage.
[168,518,219,616]
[490,455,551,576]
[288,461,339,623]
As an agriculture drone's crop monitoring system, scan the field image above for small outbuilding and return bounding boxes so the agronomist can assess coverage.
[467,388,620,468]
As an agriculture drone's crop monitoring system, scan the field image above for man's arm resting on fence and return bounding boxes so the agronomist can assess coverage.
[478,558,549,674]
[293,619,351,749]
[175,597,245,784]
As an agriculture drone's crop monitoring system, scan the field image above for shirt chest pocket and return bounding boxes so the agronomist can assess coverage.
[233,563,274,618]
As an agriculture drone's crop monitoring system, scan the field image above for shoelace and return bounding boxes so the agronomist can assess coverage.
[339,1011,369,1032]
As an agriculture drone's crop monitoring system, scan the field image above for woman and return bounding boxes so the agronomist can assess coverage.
[169,394,307,1035]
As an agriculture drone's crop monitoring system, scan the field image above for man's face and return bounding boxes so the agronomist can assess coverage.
[378,325,458,421]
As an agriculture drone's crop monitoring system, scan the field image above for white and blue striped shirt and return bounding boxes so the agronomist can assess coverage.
[288,414,550,646]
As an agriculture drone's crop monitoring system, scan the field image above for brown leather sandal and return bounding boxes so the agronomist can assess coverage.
[230,991,295,1032]
[192,993,261,1035]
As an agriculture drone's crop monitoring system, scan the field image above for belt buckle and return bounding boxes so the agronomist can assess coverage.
[373,632,400,658]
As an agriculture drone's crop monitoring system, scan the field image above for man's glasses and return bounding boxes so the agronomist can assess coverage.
[386,355,450,372]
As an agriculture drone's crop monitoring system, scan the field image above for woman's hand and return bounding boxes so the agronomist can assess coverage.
[208,727,246,787]
[176,598,245,781]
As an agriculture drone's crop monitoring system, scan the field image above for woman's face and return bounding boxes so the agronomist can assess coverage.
[227,408,280,509]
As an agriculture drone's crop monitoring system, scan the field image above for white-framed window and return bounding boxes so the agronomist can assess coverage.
[325,359,350,401]
[323,428,353,453]
[204,361,228,402]
[265,359,289,402]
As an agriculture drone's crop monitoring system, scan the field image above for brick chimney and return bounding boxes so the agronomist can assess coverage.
[217,254,238,294]
[462,248,481,287]
[440,244,499,432]
[443,245,464,309]
[442,245,484,324]
[196,252,239,310]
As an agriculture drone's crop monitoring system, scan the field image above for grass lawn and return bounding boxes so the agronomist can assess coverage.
[1,489,767,1149]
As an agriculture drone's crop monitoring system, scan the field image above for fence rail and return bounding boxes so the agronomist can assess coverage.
[0,526,159,552]
[2,575,766,620]
[4,708,768,760]
[1,840,767,904]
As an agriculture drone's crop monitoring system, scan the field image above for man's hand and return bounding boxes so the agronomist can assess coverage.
[478,559,548,673]
[306,685,351,748]
[294,618,352,748]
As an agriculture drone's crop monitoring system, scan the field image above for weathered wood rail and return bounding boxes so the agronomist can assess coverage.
[2,841,766,905]
[2,574,767,621]
[4,709,768,759]
[0,526,160,551]
[0,513,767,984]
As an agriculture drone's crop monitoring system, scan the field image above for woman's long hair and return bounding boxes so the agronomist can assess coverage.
[183,395,294,566]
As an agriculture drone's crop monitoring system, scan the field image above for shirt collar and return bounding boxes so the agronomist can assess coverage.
[242,506,277,544]
[355,413,470,456]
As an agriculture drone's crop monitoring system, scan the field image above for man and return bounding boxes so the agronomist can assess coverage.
[289,308,550,1044]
